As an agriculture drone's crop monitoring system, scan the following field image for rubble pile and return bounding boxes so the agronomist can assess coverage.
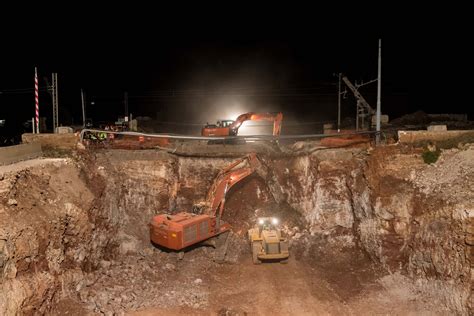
[74,251,212,315]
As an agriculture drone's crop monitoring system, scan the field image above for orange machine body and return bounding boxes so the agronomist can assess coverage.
[150,212,230,250]
[320,129,371,147]
[201,126,232,137]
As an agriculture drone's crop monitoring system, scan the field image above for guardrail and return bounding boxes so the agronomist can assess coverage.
[79,129,378,142]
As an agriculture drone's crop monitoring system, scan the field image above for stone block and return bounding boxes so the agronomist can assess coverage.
[427,125,447,132]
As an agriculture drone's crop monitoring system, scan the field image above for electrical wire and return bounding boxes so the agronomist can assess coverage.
[0,86,48,94]
[143,120,336,126]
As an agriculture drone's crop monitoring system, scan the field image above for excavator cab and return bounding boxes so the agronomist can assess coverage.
[217,120,234,128]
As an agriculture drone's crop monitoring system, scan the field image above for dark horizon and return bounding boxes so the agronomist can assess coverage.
[1,17,470,135]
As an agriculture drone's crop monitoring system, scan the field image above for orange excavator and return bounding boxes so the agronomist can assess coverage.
[202,112,283,137]
[150,153,261,256]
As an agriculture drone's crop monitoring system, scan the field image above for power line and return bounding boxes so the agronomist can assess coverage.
[131,119,336,126]
[89,93,338,100]
[86,85,340,99]
[0,88,48,95]
[122,84,337,95]
[130,93,338,98]
[0,86,48,92]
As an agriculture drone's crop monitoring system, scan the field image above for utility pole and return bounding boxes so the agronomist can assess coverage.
[337,73,341,132]
[124,91,129,118]
[81,89,86,127]
[52,73,59,132]
[46,73,59,132]
[34,67,39,133]
[376,39,382,145]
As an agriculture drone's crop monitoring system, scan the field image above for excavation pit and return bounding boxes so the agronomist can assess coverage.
[0,144,472,315]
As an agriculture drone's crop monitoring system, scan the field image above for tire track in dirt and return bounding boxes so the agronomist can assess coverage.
[207,257,352,315]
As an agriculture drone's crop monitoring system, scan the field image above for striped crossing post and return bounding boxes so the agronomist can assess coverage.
[35,67,39,133]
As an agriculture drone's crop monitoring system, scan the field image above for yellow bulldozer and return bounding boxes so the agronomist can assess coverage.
[248,217,289,264]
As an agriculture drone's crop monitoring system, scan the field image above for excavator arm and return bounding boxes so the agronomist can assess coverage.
[204,153,261,219]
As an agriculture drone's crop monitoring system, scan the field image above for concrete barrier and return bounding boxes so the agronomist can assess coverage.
[55,126,74,134]
[22,133,78,149]
[371,114,389,126]
[398,130,474,144]
[426,125,447,132]
[323,124,334,134]
[0,143,42,165]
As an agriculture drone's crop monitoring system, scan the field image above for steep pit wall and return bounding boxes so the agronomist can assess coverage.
[92,151,281,253]
[0,159,99,314]
[361,146,472,313]
[93,146,472,313]
[265,146,472,314]
[0,144,472,315]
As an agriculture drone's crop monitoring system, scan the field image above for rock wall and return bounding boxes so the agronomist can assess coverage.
[265,145,473,314]
[94,151,177,254]
[0,159,96,314]
[1,145,472,314]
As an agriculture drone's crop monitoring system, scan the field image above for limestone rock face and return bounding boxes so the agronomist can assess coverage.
[1,145,472,315]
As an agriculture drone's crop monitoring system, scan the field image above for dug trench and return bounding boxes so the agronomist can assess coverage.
[0,144,472,315]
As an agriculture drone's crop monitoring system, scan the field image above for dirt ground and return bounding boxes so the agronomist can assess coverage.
[49,238,445,316]
[0,157,68,176]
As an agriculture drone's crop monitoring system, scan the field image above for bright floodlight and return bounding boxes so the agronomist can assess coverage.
[272,218,279,225]
[258,218,265,225]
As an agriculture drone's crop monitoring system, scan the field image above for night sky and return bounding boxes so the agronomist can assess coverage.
[0,8,469,135]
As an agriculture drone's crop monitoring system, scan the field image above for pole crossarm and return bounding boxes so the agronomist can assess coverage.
[355,78,378,89]
[341,76,374,115]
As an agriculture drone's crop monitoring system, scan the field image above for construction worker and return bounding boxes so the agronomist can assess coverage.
[98,131,107,141]
[88,132,98,141]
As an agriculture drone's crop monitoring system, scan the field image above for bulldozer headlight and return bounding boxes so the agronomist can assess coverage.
[272,218,279,225]
[258,218,265,225]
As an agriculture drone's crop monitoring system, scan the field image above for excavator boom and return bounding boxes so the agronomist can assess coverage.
[204,153,260,218]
